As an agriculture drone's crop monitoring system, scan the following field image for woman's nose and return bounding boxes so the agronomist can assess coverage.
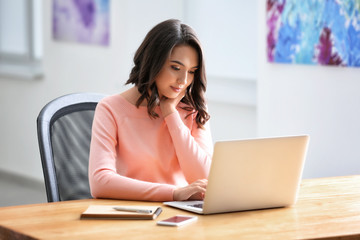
[177,71,188,85]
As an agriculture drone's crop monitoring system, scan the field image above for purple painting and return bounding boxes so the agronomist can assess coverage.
[267,0,360,67]
[53,0,110,46]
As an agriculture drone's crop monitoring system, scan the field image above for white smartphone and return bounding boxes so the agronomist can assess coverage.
[157,215,198,227]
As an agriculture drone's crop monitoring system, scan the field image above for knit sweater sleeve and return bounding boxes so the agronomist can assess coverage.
[88,100,176,201]
[165,111,213,183]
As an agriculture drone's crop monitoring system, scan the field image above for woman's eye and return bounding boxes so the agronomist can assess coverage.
[189,70,196,74]
[171,66,180,71]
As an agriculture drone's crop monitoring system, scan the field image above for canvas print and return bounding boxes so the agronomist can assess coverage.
[267,0,360,67]
[53,0,110,46]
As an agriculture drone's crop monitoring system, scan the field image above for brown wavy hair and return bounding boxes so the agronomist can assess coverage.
[126,19,210,128]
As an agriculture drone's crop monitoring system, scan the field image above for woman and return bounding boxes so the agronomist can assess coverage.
[89,19,213,201]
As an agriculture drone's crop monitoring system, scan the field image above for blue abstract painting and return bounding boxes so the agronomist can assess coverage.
[53,0,110,46]
[267,0,360,67]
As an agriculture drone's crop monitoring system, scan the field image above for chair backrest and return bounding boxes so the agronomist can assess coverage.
[37,93,106,202]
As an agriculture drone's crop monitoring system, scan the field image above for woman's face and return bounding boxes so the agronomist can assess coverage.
[155,44,199,99]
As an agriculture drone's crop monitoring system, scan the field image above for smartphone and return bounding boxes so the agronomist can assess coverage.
[157,215,197,227]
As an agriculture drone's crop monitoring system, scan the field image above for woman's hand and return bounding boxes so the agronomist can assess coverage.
[159,91,185,117]
[173,179,208,201]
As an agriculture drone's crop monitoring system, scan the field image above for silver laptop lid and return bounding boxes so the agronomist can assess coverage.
[202,135,309,214]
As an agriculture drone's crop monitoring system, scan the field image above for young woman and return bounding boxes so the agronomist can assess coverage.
[89,19,213,201]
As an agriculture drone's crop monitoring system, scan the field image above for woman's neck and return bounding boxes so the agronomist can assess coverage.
[121,86,147,106]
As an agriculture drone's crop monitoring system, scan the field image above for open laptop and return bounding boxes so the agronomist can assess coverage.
[164,135,309,214]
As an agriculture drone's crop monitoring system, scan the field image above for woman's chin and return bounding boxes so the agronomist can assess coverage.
[160,92,179,99]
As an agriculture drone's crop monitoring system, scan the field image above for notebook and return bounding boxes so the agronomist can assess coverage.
[81,205,162,220]
[164,135,309,214]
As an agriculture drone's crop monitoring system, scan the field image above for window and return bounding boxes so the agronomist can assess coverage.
[0,0,43,80]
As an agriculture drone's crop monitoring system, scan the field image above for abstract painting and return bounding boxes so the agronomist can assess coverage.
[53,0,110,46]
[267,0,360,67]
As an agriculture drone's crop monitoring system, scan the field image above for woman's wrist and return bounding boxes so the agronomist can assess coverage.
[173,188,180,201]
[161,106,176,118]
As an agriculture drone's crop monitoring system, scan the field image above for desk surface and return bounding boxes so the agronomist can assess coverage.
[0,175,359,240]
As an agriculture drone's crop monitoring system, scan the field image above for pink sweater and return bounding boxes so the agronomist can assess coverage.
[89,94,213,201]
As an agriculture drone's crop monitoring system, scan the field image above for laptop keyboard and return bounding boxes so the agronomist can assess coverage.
[189,203,203,209]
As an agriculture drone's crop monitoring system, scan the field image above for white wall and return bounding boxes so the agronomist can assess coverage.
[184,0,257,79]
[257,0,360,178]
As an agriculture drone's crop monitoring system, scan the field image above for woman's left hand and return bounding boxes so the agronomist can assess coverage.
[159,91,185,117]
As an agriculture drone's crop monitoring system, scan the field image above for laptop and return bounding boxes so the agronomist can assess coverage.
[164,135,309,214]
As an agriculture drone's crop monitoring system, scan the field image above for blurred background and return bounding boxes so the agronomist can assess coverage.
[0,0,359,206]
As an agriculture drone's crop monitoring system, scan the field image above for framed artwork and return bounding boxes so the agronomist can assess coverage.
[267,0,360,67]
[53,0,110,46]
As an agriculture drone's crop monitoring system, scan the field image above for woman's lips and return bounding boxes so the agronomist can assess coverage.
[171,86,182,92]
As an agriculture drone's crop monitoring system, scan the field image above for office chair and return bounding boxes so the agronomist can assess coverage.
[37,93,106,202]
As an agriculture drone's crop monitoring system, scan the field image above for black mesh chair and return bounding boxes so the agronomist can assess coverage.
[37,93,106,202]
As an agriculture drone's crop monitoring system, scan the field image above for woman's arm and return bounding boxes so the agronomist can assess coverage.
[159,93,213,184]
[165,111,213,183]
[88,100,176,201]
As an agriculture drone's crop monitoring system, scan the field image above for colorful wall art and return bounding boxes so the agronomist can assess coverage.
[267,0,360,67]
[53,0,110,46]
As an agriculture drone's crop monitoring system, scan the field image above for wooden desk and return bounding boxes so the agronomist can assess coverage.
[0,175,359,240]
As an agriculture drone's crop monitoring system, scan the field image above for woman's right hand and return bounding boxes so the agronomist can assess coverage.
[173,179,208,201]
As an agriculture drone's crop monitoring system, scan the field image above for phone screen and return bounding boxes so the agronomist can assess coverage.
[157,215,197,226]
[162,216,193,223]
